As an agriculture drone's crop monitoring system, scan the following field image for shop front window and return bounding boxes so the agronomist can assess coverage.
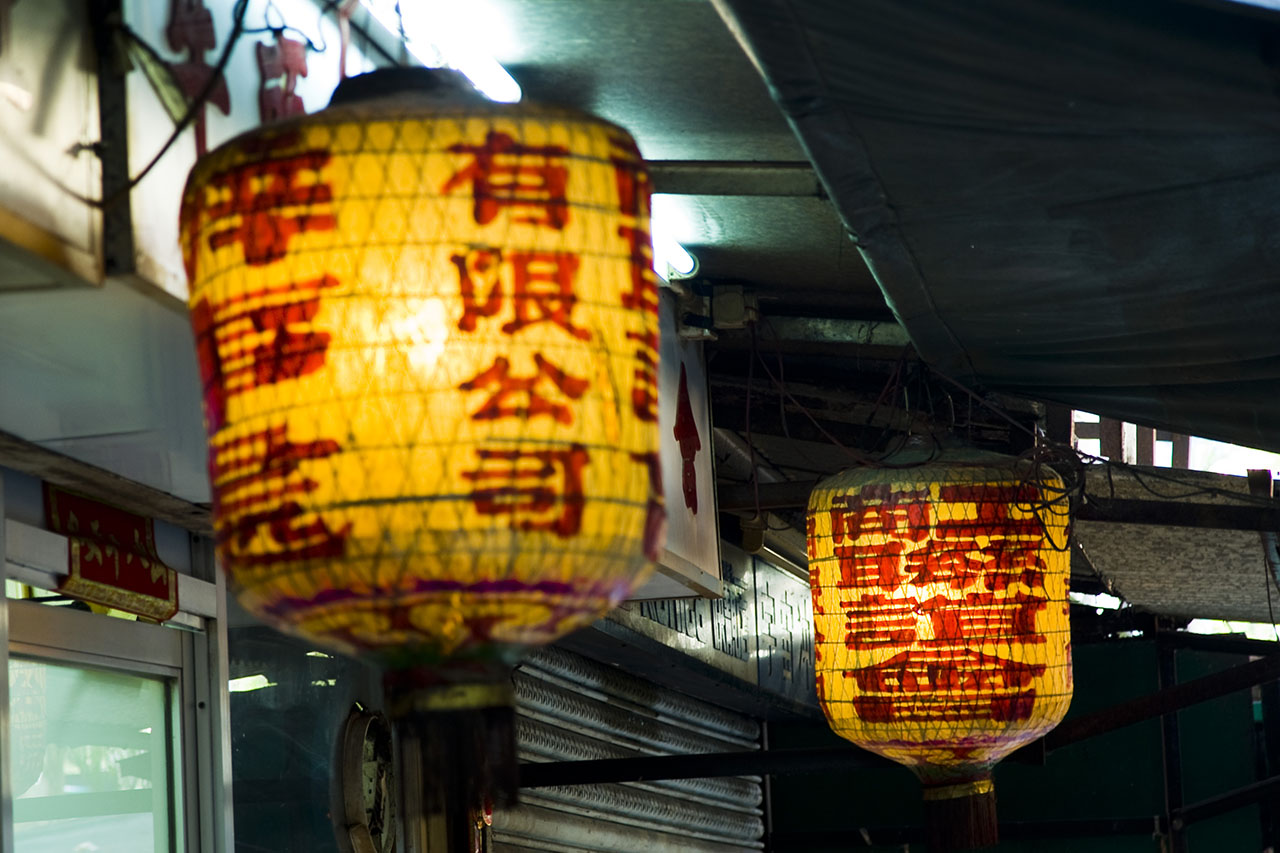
[8,658,184,853]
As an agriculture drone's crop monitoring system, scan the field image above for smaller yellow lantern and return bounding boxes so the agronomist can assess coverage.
[807,450,1072,850]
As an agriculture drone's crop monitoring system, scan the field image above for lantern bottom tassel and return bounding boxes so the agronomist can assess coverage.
[386,673,518,851]
[921,775,998,852]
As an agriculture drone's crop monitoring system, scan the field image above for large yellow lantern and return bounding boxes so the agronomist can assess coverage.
[807,452,1072,850]
[179,68,663,820]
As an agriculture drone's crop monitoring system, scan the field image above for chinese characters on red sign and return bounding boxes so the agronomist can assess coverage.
[827,484,1050,724]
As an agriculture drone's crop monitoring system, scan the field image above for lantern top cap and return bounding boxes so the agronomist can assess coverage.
[328,67,489,108]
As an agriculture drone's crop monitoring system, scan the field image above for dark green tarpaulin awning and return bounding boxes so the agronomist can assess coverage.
[714,0,1280,452]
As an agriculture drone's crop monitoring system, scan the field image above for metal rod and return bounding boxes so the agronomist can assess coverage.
[1076,496,1280,532]
[1046,653,1280,751]
[520,746,892,788]
[520,741,1046,789]
[768,817,1164,848]
[1157,635,1187,852]
[716,480,1280,531]
[1259,681,1280,846]
[648,161,822,197]
[1176,773,1280,827]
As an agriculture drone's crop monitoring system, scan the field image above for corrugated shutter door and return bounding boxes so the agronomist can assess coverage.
[493,646,765,853]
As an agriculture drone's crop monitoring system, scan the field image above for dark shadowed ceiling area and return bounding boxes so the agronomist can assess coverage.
[712,0,1280,453]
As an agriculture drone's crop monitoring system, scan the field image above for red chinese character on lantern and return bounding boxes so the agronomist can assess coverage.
[191,274,339,430]
[842,591,917,651]
[463,445,589,538]
[165,0,231,157]
[257,34,308,123]
[830,491,931,591]
[459,354,590,424]
[849,648,1045,723]
[451,248,591,340]
[210,424,340,514]
[609,135,658,315]
[625,329,658,422]
[442,131,570,229]
[609,134,651,220]
[203,135,336,266]
[210,422,349,568]
[221,500,350,568]
[618,225,659,315]
[831,483,1054,725]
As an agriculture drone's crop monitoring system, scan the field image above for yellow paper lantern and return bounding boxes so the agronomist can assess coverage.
[179,68,664,815]
[807,452,1072,850]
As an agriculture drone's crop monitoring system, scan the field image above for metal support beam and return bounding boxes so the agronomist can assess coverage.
[521,740,1044,790]
[648,161,822,197]
[713,316,911,351]
[1176,774,1280,827]
[1045,653,1280,752]
[717,480,815,513]
[716,479,1280,532]
[0,429,212,535]
[1262,680,1280,846]
[769,817,1164,848]
[1157,635,1187,853]
[91,0,136,276]
[1076,497,1280,531]
[520,746,892,789]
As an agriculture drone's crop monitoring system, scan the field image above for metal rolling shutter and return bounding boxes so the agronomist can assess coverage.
[494,645,765,853]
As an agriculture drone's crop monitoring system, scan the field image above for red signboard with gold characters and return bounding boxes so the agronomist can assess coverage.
[179,71,664,687]
[807,451,1072,850]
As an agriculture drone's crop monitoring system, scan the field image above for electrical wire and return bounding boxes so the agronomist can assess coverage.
[94,0,253,211]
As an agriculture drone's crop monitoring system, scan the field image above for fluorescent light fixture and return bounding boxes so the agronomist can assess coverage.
[305,650,332,658]
[1186,619,1280,641]
[359,1,522,103]
[228,674,274,693]
[651,196,699,281]
[1068,591,1122,612]
[438,49,522,104]
[653,234,696,281]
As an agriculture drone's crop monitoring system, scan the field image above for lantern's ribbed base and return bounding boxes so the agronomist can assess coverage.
[387,673,517,853]
[922,776,998,852]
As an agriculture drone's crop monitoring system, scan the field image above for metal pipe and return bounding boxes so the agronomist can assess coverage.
[520,746,891,788]
[648,161,822,197]
[768,817,1164,848]
[1045,653,1280,751]
[716,480,1280,531]
[1176,774,1280,827]
[1157,635,1186,852]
